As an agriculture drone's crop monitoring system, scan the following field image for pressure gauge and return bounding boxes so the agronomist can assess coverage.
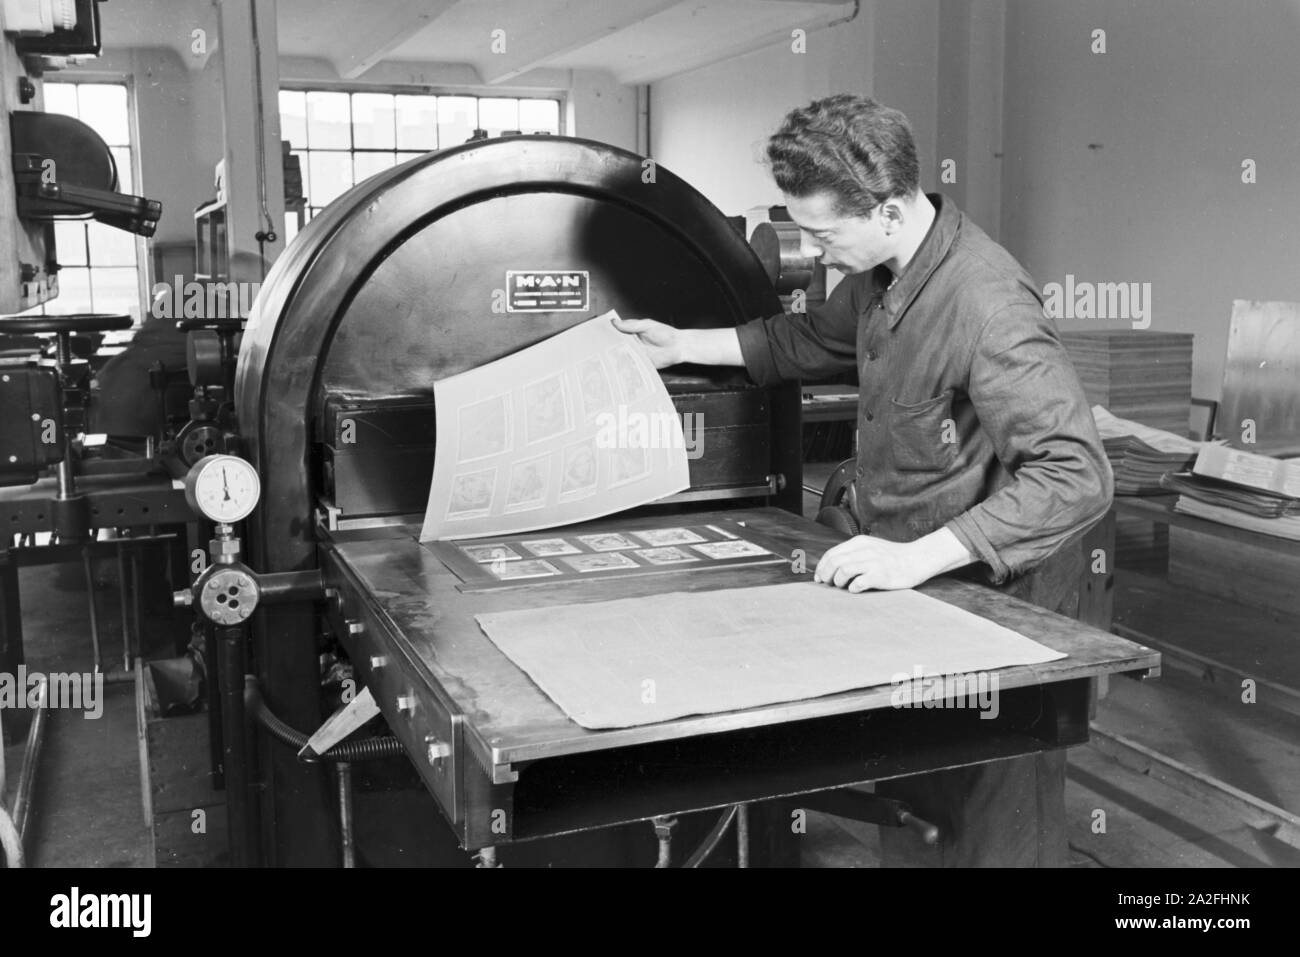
[184,454,261,524]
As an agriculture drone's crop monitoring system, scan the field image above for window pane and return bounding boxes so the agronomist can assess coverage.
[352,93,395,149]
[307,151,354,207]
[478,98,518,138]
[54,267,92,311]
[77,84,130,145]
[396,152,425,166]
[396,94,439,150]
[91,268,142,321]
[87,221,137,267]
[54,221,87,266]
[353,152,396,182]
[43,82,78,117]
[111,147,133,193]
[306,91,351,149]
[434,96,476,148]
[279,90,307,148]
[519,99,560,134]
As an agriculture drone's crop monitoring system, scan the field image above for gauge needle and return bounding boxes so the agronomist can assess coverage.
[222,467,231,502]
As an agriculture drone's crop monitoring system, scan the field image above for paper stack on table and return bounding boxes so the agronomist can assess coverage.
[420,312,691,541]
[1091,405,1205,495]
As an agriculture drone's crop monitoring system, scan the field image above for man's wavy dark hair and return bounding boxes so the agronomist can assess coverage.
[766,94,919,218]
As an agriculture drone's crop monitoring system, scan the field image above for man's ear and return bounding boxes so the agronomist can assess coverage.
[879,200,904,234]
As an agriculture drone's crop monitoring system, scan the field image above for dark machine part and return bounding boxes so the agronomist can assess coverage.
[749,219,827,309]
[0,363,61,486]
[13,0,106,56]
[0,313,193,686]
[234,136,800,865]
[10,112,161,237]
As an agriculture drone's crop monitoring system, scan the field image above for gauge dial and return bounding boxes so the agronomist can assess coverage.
[184,454,261,524]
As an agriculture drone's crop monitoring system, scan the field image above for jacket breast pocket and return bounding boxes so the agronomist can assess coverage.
[890,390,958,472]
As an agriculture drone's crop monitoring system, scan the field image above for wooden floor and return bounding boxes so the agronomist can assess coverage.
[4,479,1297,867]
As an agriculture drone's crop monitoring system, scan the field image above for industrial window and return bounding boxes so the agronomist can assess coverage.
[29,80,144,323]
[278,90,562,235]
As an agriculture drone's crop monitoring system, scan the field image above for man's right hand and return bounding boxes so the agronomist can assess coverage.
[610,317,683,369]
[611,317,746,369]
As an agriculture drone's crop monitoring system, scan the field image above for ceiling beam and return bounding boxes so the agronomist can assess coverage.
[481,0,679,85]
[617,1,857,85]
[330,0,458,80]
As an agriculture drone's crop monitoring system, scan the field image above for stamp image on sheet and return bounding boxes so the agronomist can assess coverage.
[523,373,573,445]
[608,445,649,488]
[632,527,705,546]
[520,537,581,557]
[609,346,650,404]
[462,543,522,563]
[504,453,551,513]
[561,552,640,573]
[576,532,638,551]
[491,559,562,580]
[559,437,599,499]
[457,394,510,463]
[577,355,615,422]
[692,540,771,560]
[446,467,497,519]
[634,546,700,565]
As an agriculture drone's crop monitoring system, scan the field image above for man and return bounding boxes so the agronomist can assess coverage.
[614,94,1112,867]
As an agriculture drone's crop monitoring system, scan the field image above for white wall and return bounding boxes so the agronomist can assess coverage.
[649,7,878,218]
[1001,0,1300,400]
[646,0,1009,238]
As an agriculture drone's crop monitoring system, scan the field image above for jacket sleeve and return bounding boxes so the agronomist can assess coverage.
[944,302,1114,583]
[735,275,862,385]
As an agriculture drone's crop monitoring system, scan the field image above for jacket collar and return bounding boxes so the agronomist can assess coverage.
[876,192,960,329]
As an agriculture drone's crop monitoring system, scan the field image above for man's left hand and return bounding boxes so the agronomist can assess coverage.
[813,528,976,593]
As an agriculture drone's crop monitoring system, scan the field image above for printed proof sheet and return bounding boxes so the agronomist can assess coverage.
[420,313,690,541]
[476,582,1067,729]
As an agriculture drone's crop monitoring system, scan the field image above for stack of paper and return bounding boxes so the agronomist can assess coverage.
[1091,406,1203,495]
[1063,331,1194,435]
[1166,445,1300,540]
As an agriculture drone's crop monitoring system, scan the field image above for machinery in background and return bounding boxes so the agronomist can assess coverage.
[1,0,184,782]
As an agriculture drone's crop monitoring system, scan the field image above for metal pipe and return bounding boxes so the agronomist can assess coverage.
[128,545,142,671]
[257,568,326,604]
[736,803,750,869]
[117,542,131,672]
[12,674,50,842]
[217,625,255,866]
[335,761,355,868]
[83,547,101,673]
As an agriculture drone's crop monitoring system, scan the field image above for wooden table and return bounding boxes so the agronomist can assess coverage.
[320,506,1158,851]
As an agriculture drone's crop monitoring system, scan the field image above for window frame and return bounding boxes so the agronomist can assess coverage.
[278,82,567,221]
[37,74,149,327]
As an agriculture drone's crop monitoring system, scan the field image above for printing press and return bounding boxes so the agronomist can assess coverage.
[151,135,1160,868]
